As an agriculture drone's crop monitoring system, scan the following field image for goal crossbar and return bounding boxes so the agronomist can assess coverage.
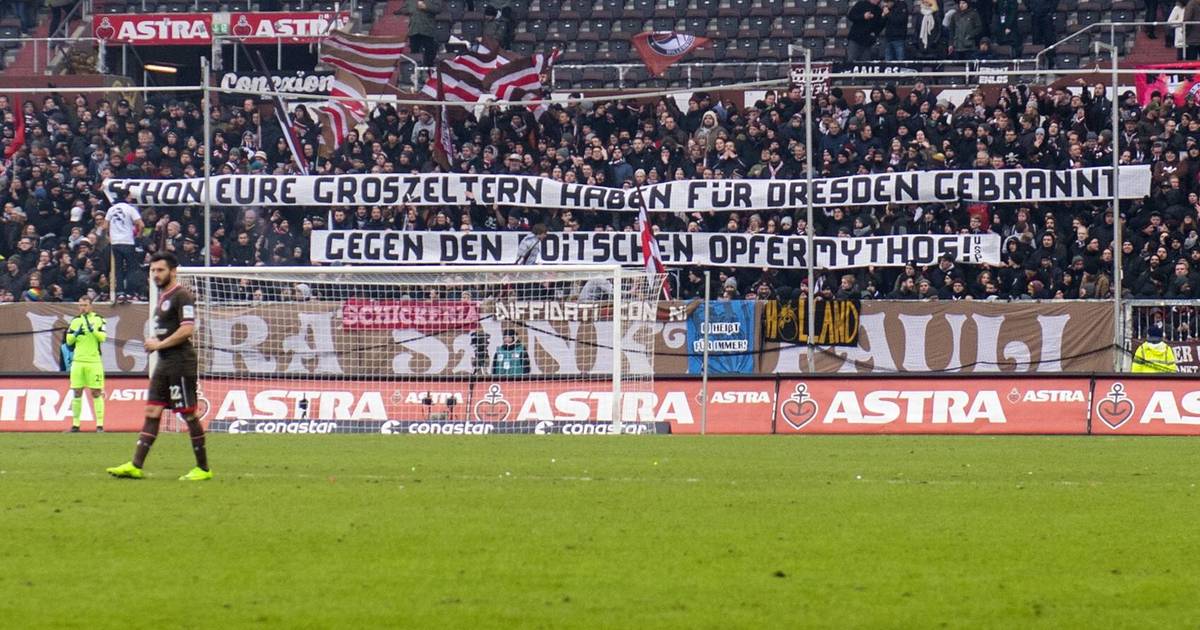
[171,264,662,431]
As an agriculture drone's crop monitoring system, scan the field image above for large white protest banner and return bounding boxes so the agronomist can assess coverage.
[105,166,1151,211]
[310,230,1002,269]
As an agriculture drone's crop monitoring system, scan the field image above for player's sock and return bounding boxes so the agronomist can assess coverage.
[186,418,208,471]
[71,396,82,428]
[93,395,105,429]
[132,419,160,468]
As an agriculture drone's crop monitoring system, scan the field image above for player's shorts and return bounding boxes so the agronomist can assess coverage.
[69,362,104,390]
[148,360,199,414]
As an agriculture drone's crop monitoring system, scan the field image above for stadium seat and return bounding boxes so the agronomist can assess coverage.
[710,65,738,83]
[557,50,587,64]
[653,0,686,18]
[720,0,753,18]
[525,19,548,39]
[536,1,561,19]
[1076,11,1101,27]
[760,0,786,11]
[684,16,710,35]
[714,16,740,36]
[821,45,845,60]
[576,39,600,55]
[814,14,838,33]
[782,15,805,37]
[554,66,583,87]
[746,16,773,38]
[459,19,482,39]
[617,18,642,34]
[652,17,677,32]
[693,0,719,16]
[624,66,651,86]
[1110,9,1134,23]
[596,0,627,20]
[766,38,791,60]
[561,0,593,19]
[555,20,581,40]
[587,19,614,40]
[1055,54,1080,69]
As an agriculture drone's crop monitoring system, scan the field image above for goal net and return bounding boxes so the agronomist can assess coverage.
[166,265,668,435]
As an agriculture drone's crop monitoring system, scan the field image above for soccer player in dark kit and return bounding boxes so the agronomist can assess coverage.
[107,252,212,481]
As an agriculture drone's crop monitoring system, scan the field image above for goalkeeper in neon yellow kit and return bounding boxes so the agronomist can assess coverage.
[66,296,106,432]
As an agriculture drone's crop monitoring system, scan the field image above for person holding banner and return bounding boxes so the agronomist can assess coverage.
[516,224,548,265]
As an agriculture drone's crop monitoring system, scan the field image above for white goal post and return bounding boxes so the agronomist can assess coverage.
[161,264,668,434]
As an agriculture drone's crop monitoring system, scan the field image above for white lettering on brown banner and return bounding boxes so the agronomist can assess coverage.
[494,301,688,322]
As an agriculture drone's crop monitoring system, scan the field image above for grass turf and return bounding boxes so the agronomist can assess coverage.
[1,434,1198,629]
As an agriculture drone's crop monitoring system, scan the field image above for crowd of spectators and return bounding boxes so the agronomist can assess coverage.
[2,70,1199,305]
[846,0,1063,63]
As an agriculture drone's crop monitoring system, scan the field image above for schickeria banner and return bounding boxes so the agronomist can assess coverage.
[104,166,1151,209]
[311,231,1001,269]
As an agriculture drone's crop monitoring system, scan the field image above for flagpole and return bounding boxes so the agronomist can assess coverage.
[803,47,816,374]
[202,56,212,268]
[240,42,309,175]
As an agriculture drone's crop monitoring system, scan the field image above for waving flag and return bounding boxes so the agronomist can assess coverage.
[632,32,710,77]
[319,29,407,86]
[483,49,560,118]
[420,40,510,103]
[637,191,670,299]
[317,70,368,156]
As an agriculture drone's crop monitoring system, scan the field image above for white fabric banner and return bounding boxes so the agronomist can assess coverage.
[105,166,1151,210]
[310,230,1003,269]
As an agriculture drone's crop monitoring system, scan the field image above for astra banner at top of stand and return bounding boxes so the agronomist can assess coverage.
[103,166,1151,210]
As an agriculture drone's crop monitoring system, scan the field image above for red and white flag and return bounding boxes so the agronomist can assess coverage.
[420,40,510,103]
[631,32,709,77]
[319,29,407,85]
[483,49,560,119]
[638,202,670,299]
[317,70,368,156]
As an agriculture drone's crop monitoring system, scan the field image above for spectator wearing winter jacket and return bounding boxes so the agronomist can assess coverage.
[880,0,909,61]
[847,0,885,61]
[948,0,983,59]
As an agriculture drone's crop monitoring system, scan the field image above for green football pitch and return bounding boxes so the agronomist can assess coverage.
[2,434,1198,628]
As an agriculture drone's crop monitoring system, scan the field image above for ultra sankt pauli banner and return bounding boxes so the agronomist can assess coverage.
[104,166,1150,210]
[312,230,1001,269]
